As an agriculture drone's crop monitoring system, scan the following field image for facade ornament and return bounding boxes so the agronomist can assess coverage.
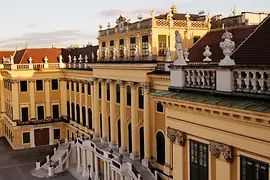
[85,55,89,63]
[140,82,152,92]
[107,22,111,29]
[183,48,190,62]
[219,30,236,66]
[150,10,155,19]
[129,82,137,89]
[137,119,143,127]
[73,56,77,63]
[44,56,48,64]
[118,80,125,87]
[185,12,191,21]
[99,24,103,30]
[174,31,187,65]
[167,127,186,146]
[137,13,143,29]
[203,45,212,62]
[10,55,14,64]
[123,46,127,58]
[167,11,173,20]
[59,55,63,63]
[78,54,83,63]
[107,79,113,84]
[68,55,72,63]
[28,57,33,64]
[112,47,116,60]
[209,141,234,163]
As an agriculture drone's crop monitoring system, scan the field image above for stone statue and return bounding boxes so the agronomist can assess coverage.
[112,47,116,60]
[68,55,72,63]
[165,47,171,61]
[134,45,139,60]
[175,30,184,60]
[123,46,127,57]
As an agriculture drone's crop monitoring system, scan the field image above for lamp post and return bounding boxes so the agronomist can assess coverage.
[87,164,91,180]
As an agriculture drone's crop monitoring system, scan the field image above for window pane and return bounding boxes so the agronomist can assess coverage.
[23,132,30,144]
[20,81,27,92]
[52,105,59,119]
[52,79,58,90]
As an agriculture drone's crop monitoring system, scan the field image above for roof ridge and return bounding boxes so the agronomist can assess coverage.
[232,14,270,55]
[189,30,210,49]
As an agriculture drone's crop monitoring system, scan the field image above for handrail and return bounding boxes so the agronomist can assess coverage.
[131,165,139,179]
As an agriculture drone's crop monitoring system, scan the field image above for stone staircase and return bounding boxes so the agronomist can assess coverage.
[133,162,155,180]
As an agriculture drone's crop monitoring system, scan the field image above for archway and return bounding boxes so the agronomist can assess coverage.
[156,131,165,165]
[140,127,145,160]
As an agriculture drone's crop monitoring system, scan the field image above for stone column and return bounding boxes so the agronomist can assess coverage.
[49,127,54,145]
[111,169,115,180]
[74,81,77,122]
[60,78,67,116]
[11,80,19,121]
[28,80,35,120]
[30,129,35,147]
[0,80,4,113]
[107,161,111,180]
[142,83,151,160]
[93,79,100,137]
[119,81,128,154]
[79,81,82,125]
[69,80,72,119]
[109,80,117,148]
[101,79,108,141]
[130,82,139,161]
[82,149,87,176]
[84,81,89,127]
[90,150,94,177]
[77,146,81,172]
[44,79,51,118]
[104,161,107,180]
[94,155,99,179]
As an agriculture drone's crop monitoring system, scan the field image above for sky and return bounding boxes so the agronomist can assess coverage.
[0,0,269,50]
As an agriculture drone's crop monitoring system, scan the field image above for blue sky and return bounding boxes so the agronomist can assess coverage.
[0,0,268,50]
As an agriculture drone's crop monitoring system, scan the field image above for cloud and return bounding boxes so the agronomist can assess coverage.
[98,8,167,18]
[25,23,37,28]
[0,30,98,49]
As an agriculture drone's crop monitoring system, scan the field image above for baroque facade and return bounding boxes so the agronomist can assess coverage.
[0,4,269,180]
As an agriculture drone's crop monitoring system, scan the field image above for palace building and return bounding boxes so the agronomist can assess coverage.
[0,4,269,180]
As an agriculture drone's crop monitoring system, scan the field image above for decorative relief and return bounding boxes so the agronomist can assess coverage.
[28,79,35,83]
[209,141,234,163]
[44,78,51,82]
[140,82,152,92]
[10,80,19,84]
[137,118,143,127]
[118,80,125,87]
[129,82,137,89]
[167,127,186,146]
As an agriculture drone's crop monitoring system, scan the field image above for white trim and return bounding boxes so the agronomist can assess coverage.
[20,104,30,121]
[22,131,31,145]
[53,128,61,140]
[36,104,45,120]
[35,79,44,92]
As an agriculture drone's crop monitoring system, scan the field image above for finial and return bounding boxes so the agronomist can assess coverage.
[99,24,103,30]
[167,11,173,20]
[232,7,237,16]
[219,31,235,66]
[85,55,89,63]
[107,22,111,29]
[185,12,190,20]
[138,13,143,21]
[171,3,177,14]
[68,55,72,63]
[59,54,63,63]
[183,48,190,62]
[78,54,83,63]
[73,56,77,63]
[150,10,155,19]
[28,57,33,64]
[44,56,48,64]
[203,45,212,62]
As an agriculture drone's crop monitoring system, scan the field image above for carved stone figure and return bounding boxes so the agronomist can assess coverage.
[68,55,72,63]
[219,30,236,66]
[174,30,184,60]
[123,46,127,57]
[112,47,116,60]
[167,127,186,146]
[134,45,139,60]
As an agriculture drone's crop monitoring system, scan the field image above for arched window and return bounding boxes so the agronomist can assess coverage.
[156,131,165,165]
[67,101,70,120]
[71,103,75,121]
[100,114,103,137]
[108,117,111,142]
[118,120,121,147]
[128,123,132,153]
[82,106,86,126]
[88,108,92,129]
[138,87,144,109]
[76,104,80,124]
[140,127,144,160]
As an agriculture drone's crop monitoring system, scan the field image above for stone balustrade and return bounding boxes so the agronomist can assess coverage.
[234,69,270,94]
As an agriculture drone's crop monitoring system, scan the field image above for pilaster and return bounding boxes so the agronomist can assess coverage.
[101,79,108,141]
[60,78,67,116]
[11,80,19,121]
[0,80,4,113]
[119,80,128,154]
[44,79,51,118]
[93,79,100,137]
[84,81,89,127]
[109,80,117,148]
[28,80,35,119]
[79,81,82,125]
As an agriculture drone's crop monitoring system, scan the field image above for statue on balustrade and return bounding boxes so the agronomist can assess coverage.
[134,45,139,60]
[112,47,116,60]
[174,30,187,65]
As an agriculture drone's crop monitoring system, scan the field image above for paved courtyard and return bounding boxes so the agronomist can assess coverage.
[0,137,76,180]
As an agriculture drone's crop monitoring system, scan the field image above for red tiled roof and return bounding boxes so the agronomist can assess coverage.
[188,25,256,63]
[61,46,98,63]
[0,51,14,63]
[231,15,270,65]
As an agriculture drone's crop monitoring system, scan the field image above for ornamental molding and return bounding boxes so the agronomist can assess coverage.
[137,118,143,127]
[10,80,19,84]
[209,141,234,163]
[82,80,88,84]
[28,79,35,83]
[167,127,186,146]
[44,78,51,82]
[140,82,152,91]
[129,82,137,89]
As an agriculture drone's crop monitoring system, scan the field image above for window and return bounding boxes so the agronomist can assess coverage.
[76,82,79,92]
[158,35,167,56]
[82,83,85,93]
[23,132,30,144]
[71,103,75,121]
[67,81,69,90]
[36,80,43,91]
[190,140,208,180]
[157,102,163,113]
[20,81,27,92]
[110,40,114,58]
[52,79,58,90]
[67,101,70,120]
[53,129,60,140]
[71,81,74,91]
[156,132,165,165]
[82,106,86,126]
[142,35,149,56]
[119,39,125,58]
[193,36,201,44]
[52,104,59,119]
[108,117,111,142]
[138,87,144,109]
[241,156,269,180]
[21,107,29,122]
[76,104,80,124]
[37,106,44,120]
[118,120,121,147]
[100,114,103,137]
[126,86,131,106]
[102,41,106,59]
[116,84,120,103]
[99,82,102,99]
[107,83,110,101]
[130,37,136,57]
[88,108,92,129]
[88,82,91,95]
[128,123,132,153]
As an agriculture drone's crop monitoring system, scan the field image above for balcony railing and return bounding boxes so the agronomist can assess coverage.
[3,63,65,70]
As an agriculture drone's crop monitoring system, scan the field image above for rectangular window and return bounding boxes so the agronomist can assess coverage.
[52,104,59,119]
[37,106,44,120]
[20,81,27,92]
[67,81,69,90]
[157,102,164,113]
[110,40,115,58]
[127,86,131,106]
[190,140,208,180]
[71,81,74,91]
[88,82,91,95]
[130,37,136,57]
[36,80,43,91]
[116,84,120,103]
[240,156,269,180]
[23,132,30,144]
[107,83,110,101]
[142,35,149,56]
[119,39,124,58]
[53,129,60,140]
[21,107,29,122]
[76,82,79,92]
[82,83,85,93]
[158,35,167,56]
[52,79,58,90]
